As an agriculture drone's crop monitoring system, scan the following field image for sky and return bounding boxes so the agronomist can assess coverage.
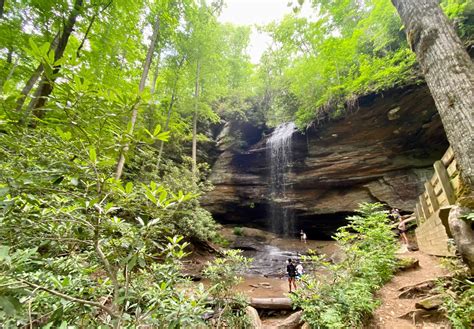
[218,0,314,63]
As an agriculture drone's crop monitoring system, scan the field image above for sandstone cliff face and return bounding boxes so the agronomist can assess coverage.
[202,85,448,237]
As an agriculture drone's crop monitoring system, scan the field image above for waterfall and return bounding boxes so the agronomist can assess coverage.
[267,122,296,236]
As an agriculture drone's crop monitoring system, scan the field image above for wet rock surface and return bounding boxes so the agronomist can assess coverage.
[202,84,448,235]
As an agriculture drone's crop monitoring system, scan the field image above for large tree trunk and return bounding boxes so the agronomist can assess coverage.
[26,0,84,120]
[114,15,160,180]
[391,0,474,195]
[191,60,200,176]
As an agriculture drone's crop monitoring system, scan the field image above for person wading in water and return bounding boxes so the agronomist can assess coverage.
[287,259,297,293]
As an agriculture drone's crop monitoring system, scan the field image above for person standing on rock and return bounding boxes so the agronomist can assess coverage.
[296,261,304,280]
[287,259,297,293]
[300,230,307,244]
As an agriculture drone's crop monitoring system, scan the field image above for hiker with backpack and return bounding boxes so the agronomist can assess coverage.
[287,258,297,293]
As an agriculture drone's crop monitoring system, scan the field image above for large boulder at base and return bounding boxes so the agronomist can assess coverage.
[448,205,474,273]
[244,306,262,329]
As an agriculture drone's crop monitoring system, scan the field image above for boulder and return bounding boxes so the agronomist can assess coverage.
[275,311,303,329]
[244,306,262,329]
[395,256,420,272]
[448,206,474,274]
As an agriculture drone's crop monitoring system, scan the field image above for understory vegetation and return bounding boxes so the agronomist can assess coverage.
[438,258,474,328]
[291,203,398,328]
[0,0,252,326]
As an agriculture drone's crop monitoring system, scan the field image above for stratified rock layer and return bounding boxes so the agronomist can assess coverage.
[202,85,449,237]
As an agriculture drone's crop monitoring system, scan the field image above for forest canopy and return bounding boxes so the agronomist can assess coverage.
[258,0,473,128]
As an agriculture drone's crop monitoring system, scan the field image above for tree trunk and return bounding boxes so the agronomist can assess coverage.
[76,0,113,58]
[26,0,84,120]
[114,15,160,180]
[16,32,60,112]
[0,54,19,93]
[156,56,185,169]
[249,297,293,310]
[146,49,161,131]
[0,0,4,19]
[391,0,474,194]
[191,60,200,175]
[76,14,96,58]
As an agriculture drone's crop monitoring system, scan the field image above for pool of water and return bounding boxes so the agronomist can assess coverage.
[242,245,302,277]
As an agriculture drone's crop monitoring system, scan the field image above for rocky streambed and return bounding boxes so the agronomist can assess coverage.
[224,227,340,277]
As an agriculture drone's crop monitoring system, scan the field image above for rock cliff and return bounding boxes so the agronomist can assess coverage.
[202,85,449,238]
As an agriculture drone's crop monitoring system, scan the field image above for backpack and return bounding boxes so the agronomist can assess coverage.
[287,263,296,276]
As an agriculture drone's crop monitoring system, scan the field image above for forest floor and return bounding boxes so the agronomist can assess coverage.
[368,250,450,329]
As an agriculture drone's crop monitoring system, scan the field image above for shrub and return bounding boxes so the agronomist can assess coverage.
[290,202,398,328]
[203,250,252,328]
[438,258,474,329]
[233,226,244,236]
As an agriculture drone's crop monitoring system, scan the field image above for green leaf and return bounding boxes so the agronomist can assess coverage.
[0,296,21,316]
[0,245,10,260]
[89,147,97,163]
[153,124,162,136]
[125,182,133,194]
[145,190,157,204]
[156,131,170,142]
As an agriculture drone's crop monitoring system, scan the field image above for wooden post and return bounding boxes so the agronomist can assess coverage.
[441,147,454,167]
[416,203,424,223]
[419,195,430,219]
[425,181,439,211]
[433,160,456,204]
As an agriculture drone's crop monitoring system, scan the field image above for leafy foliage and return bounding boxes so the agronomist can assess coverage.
[0,0,253,326]
[259,0,472,128]
[290,203,398,328]
[203,249,252,328]
[438,258,474,329]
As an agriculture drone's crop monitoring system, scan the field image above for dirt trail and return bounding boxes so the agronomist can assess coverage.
[369,250,449,328]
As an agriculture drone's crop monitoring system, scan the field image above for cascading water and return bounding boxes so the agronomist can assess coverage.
[266,122,296,236]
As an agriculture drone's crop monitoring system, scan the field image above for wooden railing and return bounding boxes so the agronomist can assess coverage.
[414,146,459,225]
[414,146,460,256]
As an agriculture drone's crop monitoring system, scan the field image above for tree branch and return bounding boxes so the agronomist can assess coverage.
[18,278,119,318]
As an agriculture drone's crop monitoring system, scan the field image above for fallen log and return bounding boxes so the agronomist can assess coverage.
[249,297,293,310]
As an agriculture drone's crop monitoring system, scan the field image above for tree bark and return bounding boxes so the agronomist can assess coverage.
[0,0,4,19]
[391,0,474,193]
[191,60,200,175]
[26,0,84,120]
[114,15,160,180]
[249,297,293,310]
[146,49,161,131]
[16,33,60,112]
